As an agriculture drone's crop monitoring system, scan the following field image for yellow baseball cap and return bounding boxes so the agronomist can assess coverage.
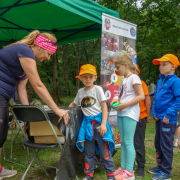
[75,64,97,78]
[153,54,180,68]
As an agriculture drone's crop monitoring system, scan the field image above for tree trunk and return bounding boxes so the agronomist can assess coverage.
[62,44,71,96]
[76,42,80,93]
[52,51,62,104]
[83,41,89,63]
[93,38,100,66]
[148,63,152,79]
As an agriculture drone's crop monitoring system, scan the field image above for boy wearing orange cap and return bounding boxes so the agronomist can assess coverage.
[69,64,115,180]
[147,54,180,180]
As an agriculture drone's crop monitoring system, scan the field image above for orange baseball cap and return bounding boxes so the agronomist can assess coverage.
[75,64,97,78]
[153,54,180,68]
[114,70,119,76]
[136,66,140,74]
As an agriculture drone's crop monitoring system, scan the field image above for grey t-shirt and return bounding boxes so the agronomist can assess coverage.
[74,85,107,116]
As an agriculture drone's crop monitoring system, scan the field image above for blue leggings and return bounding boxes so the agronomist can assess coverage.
[117,116,137,172]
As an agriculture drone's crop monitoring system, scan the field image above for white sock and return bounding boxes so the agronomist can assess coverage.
[175,139,178,143]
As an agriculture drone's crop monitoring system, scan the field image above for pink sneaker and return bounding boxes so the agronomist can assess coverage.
[114,167,124,176]
[118,169,135,180]
[115,174,124,180]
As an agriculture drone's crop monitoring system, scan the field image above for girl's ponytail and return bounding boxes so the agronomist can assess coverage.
[5,30,57,48]
[6,30,40,47]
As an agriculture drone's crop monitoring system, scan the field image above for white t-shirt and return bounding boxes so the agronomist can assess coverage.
[147,83,156,95]
[74,85,107,116]
[114,74,142,121]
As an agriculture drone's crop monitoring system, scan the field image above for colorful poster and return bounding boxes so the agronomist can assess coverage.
[101,13,137,116]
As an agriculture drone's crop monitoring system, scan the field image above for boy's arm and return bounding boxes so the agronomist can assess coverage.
[178,132,180,148]
[69,101,77,107]
[115,84,144,111]
[141,81,151,123]
[145,95,151,123]
[99,100,108,136]
[69,90,79,107]
[165,81,180,120]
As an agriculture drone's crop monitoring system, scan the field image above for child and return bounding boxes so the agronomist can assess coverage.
[69,64,115,180]
[148,54,180,180]
[132,66,152,178]
[178,132,180,148]
[173,111,180,147]
[111,55,145,180]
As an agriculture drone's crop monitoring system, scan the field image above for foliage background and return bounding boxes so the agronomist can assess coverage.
[27,0,180,103]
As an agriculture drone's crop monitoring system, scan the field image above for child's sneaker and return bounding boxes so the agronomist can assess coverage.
[0,168,17,178]
[107,176,116,180]
[148,166,161,174]
[114,174,124,180]
[83,175,94,180]
[173,142,178,147]
[135,169,144,179]
[114,167,124,176]
[151,170,171,180]
[118,169,135,180]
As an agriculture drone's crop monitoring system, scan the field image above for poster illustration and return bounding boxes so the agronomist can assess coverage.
[101,13,137,117]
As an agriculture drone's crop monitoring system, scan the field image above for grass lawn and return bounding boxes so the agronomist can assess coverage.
[2,105,180,180]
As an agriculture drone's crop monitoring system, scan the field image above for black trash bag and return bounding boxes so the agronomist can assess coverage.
[48,106,114,180]
[48,106,84,179]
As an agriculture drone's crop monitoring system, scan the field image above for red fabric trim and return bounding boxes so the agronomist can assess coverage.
[105,142,110,159]
[0,166,2,172]
[91,120,96,138]
[91,120,96,125]
[86,172,93,177]
[107,173,114,176]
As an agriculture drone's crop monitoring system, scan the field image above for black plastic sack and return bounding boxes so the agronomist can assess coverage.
[47,105,115,180]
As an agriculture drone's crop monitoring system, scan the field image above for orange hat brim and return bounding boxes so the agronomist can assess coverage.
[137,68,140,74]
[153,58,169,65]
[79,72,97,76]
[115,70,119,76]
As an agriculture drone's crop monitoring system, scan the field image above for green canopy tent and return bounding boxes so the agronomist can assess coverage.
[0,0,119,48]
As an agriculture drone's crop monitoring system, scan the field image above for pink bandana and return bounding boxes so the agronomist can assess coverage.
[34,35,57,53]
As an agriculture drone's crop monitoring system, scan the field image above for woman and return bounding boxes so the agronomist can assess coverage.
[0,30,69,178]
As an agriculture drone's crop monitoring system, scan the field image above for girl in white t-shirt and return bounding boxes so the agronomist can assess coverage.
[110,55,144,180]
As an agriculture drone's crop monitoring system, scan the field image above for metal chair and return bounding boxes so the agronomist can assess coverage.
[11,105,63,180]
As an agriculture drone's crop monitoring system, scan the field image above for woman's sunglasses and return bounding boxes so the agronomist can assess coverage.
[38,40,57,46]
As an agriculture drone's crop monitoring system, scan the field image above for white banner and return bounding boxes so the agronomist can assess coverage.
[100,13,137,117]
[102,13,137,39]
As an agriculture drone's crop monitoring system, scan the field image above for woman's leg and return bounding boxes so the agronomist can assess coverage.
[123,116,137,172]
[0,95,9,168]
[0,107,9,148]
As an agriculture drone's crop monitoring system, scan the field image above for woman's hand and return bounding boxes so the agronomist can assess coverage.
[98,124,107,136]
[110,99,118,107]
[114,102,127,111]
[56,109,69,125]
